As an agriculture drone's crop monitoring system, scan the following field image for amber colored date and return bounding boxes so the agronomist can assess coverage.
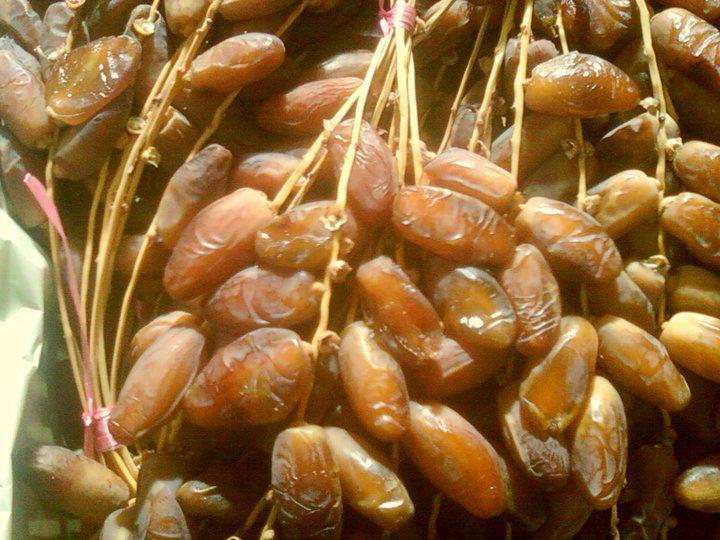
[500,244,561,358]
[674,140,720,202]
[220,0,296,21]
[661,192,720,270]
[183,328,312,429]
[652,8,720,93]
[661,312,720,383]
[393,185,516,266]
[669,264,720,317]
[46,36,141,125]
[356,256,444,366]
[429,265,517,351]
[402,401,508,518]
[516,197,623,283]
[498,383,571,491]
[327,119,398,227]
[525,52,640,117]
[187,34,285,93]
[255,200,359,272]
[338,322,410,441]
[674,453,720,512]
[519,316,598,433]
[303,50,373,81]
[156,144,232,249]
[0,0,42,53]
[324,427,414,531]
[531,482,593,538]
[204,265,320,332]
[164,188,274,300]
[22,445,130,524]
[110,325,206,444]
[596,315,690,411]
[586,271,656,332]
[230,152,301,197]
[272,425,343,539]
[422,148,517,211]
[626,258,667,310]
[165,0,210,36]
[129,311,202,363]
[257,77,362,135]
[568,375,628,509]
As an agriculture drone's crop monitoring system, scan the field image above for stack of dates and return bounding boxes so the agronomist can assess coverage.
[4,0,720,537]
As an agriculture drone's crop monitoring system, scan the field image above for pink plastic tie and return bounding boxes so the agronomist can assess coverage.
[23,173,121,457]
[378,0,417,35]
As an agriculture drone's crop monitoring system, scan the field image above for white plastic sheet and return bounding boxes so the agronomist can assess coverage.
[0,188,49,539]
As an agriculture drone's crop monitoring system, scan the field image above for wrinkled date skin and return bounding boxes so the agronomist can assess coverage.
[669,264,720,317]
[327,119,398,227]
[500,244,561,358]
[429,265,517,351]
[516,197,623,283]
[581,0,635,52]
[22,445,130,524]
[110,325,206,444]
[586,270,656,332]
[652,8,720,93]
[402,401,508,518]
[393,185,516,266]
[661,312,720,383]
[410,336,505,397]
[46,36,141,125]
[255,200,359,272]
[164,188,274,300]
[657,0,720,20]
[498,383,571,491]
[674,453,720,512]
[338,322,410,441]
[230,152,301,197]
[661,192,720,270]
[0,49,51,149]
[324,427,414,531]
[584,169,660,239]
[674,140,720,203]
[129,311,202,363]
[134,456,188,540]
[0,0,42,53]
[204,265,321,332]
[183,328,312,429]
[187,33,285,93]
[569,375,628,510]
[272,425,343,540]
[525,52,640,117]
[520,316,598,434]
[596,315,690,412]
[422,148,518,212]
[257,77,362,135]
[156,144,232,249]
[356,256,444,366]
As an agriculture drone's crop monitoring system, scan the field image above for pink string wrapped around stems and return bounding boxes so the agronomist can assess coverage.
[378,0,417,35]
[23,173,120,458]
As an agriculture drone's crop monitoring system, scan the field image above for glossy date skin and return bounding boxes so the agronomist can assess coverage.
[500,244,562,358]
[129,311,202,363]
[255,200,359,272]
[186,33,285,93]
[525,52,640,118]
[674,453,720,512]
[356,256,444,366]
[46,36,141,126]
[661,312,720,383]
[586,271,656,332]
[257,77,363,135]
[596,315,690,411]
[668,264,720,317]
[22,445,130,524]
[516,197,623,284]
[110,325,206,444]
[338,322,410,441]
[183,328,312,429]
[230,152,301,197]
[204,265,321,332]
[393,185,516,266]
[324,427,414,531]
[661,192,720,270]
[520,316,598,434]
[163,188,275,300]
[271,425,343,540]
[402,401,508,518]
[568,375,628,510]
[674,140,720,202]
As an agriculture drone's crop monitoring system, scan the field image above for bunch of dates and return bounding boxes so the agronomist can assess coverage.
[5,0,720,537]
